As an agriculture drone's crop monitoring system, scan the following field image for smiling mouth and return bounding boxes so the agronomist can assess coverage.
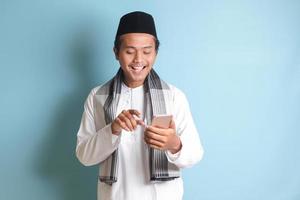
[129,64,146,72]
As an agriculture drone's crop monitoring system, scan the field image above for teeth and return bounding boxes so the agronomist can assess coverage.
[131,64,144,68]
[130,64,145,71]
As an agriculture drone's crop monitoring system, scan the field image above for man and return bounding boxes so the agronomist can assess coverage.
[76,11,204,200]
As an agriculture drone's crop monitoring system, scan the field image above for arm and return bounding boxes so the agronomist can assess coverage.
[75,89,120,166]
[165,88,204,168]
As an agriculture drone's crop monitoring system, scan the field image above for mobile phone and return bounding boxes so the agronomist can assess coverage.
[151,114,172,128]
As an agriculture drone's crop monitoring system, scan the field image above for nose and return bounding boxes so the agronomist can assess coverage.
[133,51,142,62]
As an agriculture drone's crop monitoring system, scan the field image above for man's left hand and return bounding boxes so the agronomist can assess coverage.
[144,120,182,154]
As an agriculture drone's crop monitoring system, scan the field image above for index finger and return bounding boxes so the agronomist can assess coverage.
[146,126,167,135]
[128,109,141,117]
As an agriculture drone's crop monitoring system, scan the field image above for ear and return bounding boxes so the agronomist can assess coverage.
[113,47,119,60]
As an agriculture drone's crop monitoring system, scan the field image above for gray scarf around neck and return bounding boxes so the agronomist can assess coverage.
[98,68,180,185]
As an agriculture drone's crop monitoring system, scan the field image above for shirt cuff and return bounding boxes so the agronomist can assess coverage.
[166,149,182,162]
[165,137,188,167]
[102,123,120,146]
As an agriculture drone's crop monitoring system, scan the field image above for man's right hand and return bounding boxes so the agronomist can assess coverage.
[111,109,144,135]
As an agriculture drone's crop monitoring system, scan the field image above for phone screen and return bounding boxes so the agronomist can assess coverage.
[151,115,172,128]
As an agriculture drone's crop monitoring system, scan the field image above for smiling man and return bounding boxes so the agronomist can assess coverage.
[76,11,204,200]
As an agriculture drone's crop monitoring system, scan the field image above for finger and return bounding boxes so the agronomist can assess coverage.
[137,120,145,127]
[146,125,159,132]
[170,119,176,129]
[122,110,137,129]
[133,115,144,126]
[116,118,130,132]
[132,115,146,127]
[144,131,166,143]
[128,109,141,117]
[119,113,134,131]
[146,126,168,136]
[148,144,164,151]
[144,136,165,148]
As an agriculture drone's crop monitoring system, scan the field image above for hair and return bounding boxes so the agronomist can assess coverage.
[114,36,160,54]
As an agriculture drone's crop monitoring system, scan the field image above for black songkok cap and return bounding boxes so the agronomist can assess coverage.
[115,11,157,39]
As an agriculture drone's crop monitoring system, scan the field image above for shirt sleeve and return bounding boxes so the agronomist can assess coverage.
[75,89,121,166]
[165,87,204,168]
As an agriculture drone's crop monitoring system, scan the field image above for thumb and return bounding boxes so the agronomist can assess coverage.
[170,119,176,129]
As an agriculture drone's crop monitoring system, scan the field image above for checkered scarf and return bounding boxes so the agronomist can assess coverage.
[98,68,180,184]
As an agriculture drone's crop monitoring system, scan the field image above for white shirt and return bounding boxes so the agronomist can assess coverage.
[76,82,204,200]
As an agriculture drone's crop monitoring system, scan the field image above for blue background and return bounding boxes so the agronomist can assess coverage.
[1,0,299,199]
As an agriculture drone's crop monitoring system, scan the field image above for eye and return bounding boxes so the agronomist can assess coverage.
[144,50,152,54]
[126,50,135,55]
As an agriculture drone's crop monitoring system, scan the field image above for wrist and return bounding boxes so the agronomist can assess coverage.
[111,123,121,135]
[170,136,182,154]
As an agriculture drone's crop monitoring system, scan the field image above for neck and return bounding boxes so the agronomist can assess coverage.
[123,80,144,88]
[123,79,144,88]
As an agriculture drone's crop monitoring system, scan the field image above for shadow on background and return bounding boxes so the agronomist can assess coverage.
[36,29,107,199]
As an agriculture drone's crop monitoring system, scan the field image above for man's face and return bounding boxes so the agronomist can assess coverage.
[114,33,157,88]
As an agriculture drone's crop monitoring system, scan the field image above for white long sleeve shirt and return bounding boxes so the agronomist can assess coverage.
[76,82,204,200]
